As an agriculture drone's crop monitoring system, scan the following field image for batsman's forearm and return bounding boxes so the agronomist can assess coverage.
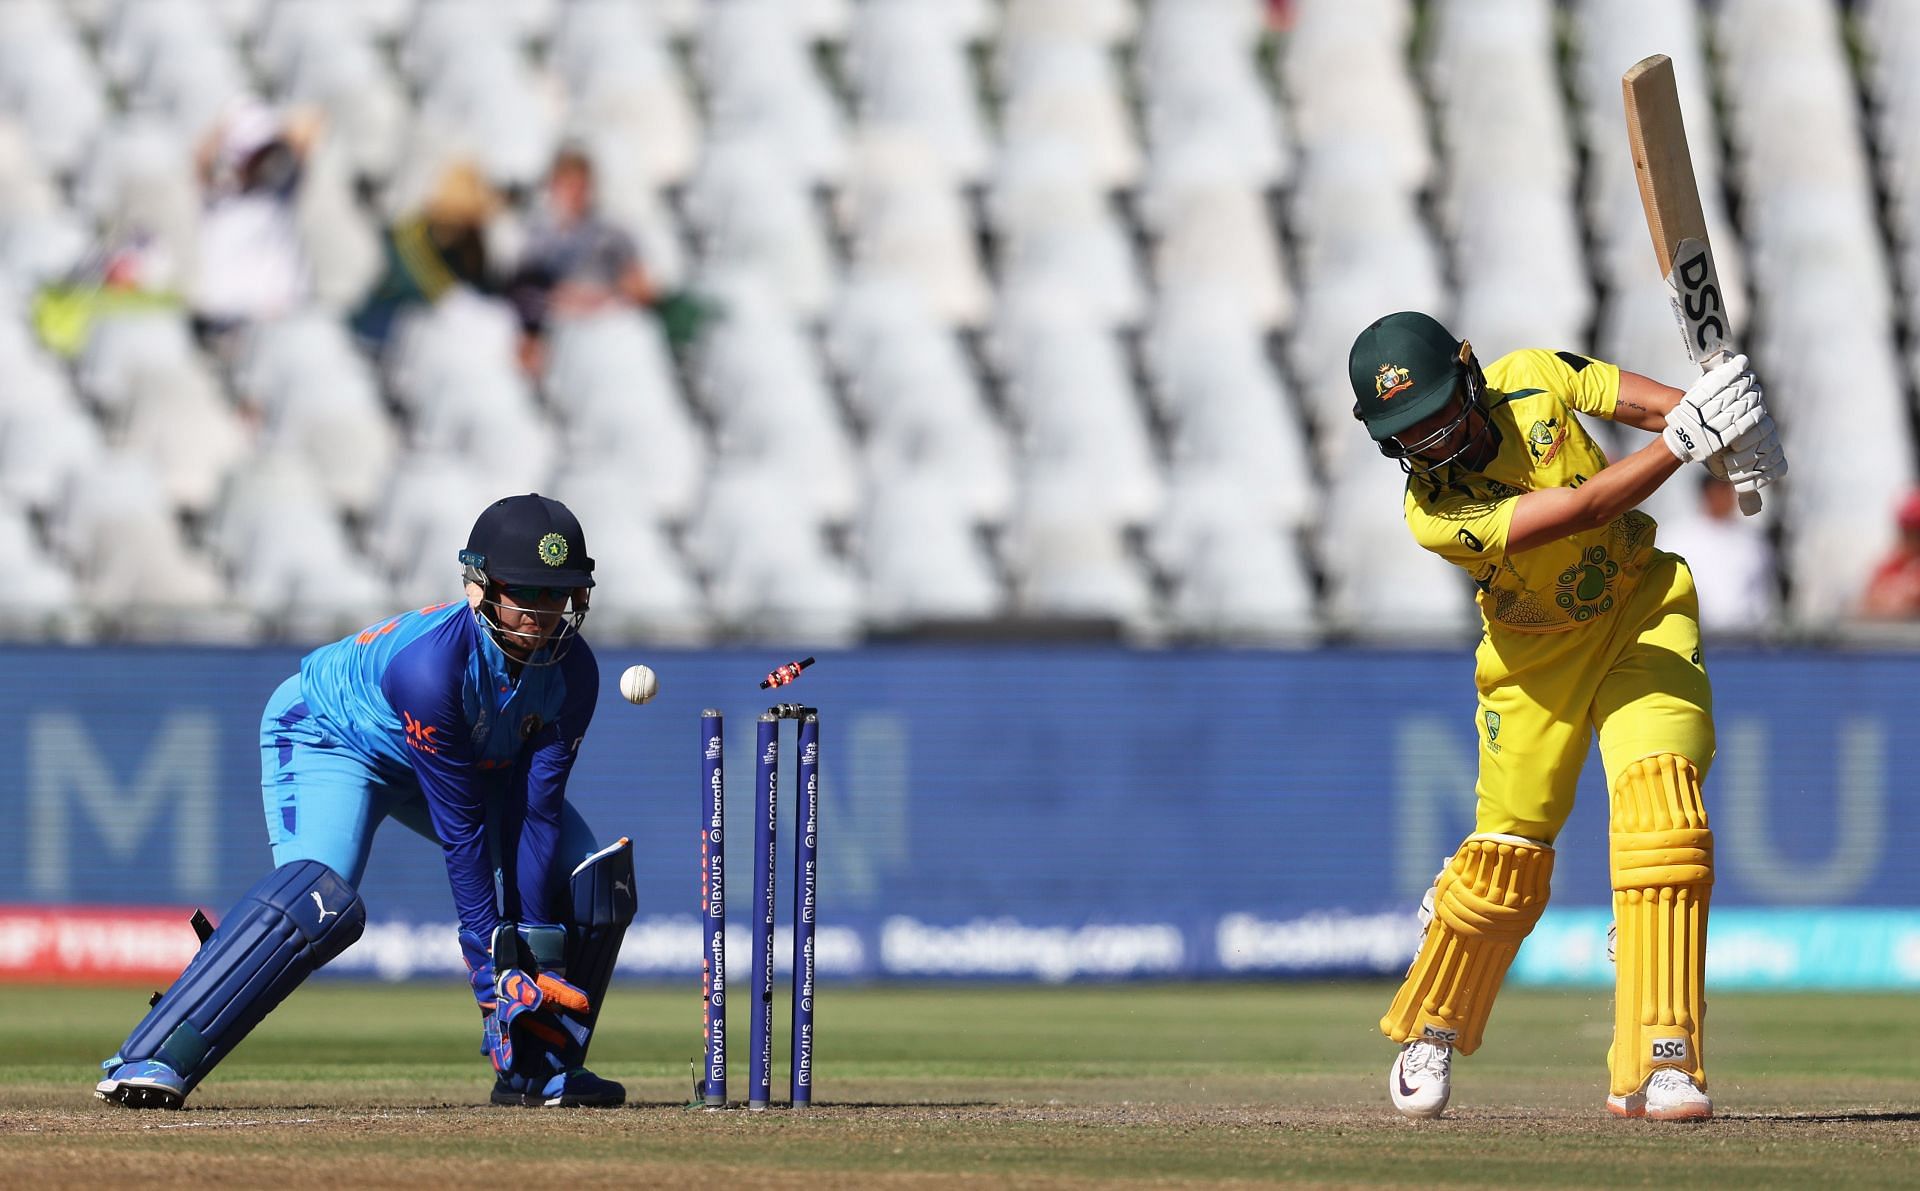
[1612,370,1685,431]
[1508,439,1685,553]
[1582,439,1688,524]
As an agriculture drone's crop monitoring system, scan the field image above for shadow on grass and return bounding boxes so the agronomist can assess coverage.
[673,1100,1001,1111]
[1729,1111,1920,1124]
[142,1099,1005,1114]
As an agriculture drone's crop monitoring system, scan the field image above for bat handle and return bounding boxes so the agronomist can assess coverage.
[1697,349,1761,516]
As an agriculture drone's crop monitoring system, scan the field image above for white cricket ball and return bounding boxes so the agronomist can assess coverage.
[619,664,659,705]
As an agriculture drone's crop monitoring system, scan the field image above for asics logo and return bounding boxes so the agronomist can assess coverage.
[310,891,340,923]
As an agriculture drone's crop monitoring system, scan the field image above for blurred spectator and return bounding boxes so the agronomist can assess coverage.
[189,100,321,351]
[1859,491,1920,619]
[349,160,500,354]
[505,145,709,372]
[31,232,183,359]
[1657,474,1778,634]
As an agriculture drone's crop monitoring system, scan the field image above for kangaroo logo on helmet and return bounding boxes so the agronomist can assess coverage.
[537,532,569,567]
[1375,363,1414,401]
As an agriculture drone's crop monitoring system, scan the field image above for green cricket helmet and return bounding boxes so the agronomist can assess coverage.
[1348,311,1496,474]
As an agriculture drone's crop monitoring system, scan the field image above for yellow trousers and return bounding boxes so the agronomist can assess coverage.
[1471,551,1715,838]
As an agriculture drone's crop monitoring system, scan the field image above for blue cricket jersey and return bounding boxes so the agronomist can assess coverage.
[296,601,599,938]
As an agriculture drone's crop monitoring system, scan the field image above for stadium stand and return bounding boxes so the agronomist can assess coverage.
[0,0,1910,645]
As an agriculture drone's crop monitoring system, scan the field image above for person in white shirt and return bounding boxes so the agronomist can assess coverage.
[189,100,320,348]
[1655,474,1778,635]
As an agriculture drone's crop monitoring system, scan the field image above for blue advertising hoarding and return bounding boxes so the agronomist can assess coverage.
[1,645,1914,987]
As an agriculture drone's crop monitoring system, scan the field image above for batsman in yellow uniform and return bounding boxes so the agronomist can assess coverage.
[1347,312,1785,1123]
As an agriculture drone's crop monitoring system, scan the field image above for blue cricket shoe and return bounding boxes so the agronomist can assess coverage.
[96,1058,188,1109]
[491,1067,625,1108]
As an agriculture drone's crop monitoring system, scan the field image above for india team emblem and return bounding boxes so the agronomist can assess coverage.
[1374,363,1414,400]
[537,532,569,567]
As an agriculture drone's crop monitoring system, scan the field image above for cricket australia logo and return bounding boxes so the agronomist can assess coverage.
[1526,417,1565,466]
[1483,709,1502,754]
[537,532,569,567]
[1555,545,1620,622]
[1375,363,1414,401]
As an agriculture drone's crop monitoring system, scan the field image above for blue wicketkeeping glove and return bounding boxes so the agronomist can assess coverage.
[459,929,591,1074]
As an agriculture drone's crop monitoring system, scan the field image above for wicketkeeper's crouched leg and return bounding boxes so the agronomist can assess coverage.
[1381,834,1555,1054]
[1609,753,1711,1100]
[96,860,366,1108]
[476,837,637,1107]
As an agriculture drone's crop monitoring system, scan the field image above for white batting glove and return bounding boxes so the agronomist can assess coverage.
[1727,431,1789,493]
[1663,354,1763,464]
[1706,409,1779,481]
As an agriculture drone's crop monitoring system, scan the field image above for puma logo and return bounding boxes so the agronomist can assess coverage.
[310,891,341,923]
[614,878,633,898]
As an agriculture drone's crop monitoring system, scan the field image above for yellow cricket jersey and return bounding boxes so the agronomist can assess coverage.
[1403,348,1660,634]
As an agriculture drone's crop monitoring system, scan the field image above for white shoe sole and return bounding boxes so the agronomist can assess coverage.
[95,1078,185,1110]
[1606,1090,1712,1121]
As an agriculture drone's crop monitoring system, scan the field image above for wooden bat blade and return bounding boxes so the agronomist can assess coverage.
[1622,53,1759,515]
[1623,53,1730,365]
[1622,54,1707,277]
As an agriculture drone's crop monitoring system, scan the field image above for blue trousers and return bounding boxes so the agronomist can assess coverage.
[257,674,599,905]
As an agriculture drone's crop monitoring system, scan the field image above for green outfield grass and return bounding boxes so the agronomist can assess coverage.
[6,982,1919,1188]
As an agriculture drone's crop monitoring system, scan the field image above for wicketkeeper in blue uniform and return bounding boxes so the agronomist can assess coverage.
[96,494,637,1109]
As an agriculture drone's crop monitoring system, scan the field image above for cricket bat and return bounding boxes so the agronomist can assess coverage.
[1621,52,1762,515]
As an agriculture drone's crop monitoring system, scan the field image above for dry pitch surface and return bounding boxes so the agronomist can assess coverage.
[6,983,1918,1188]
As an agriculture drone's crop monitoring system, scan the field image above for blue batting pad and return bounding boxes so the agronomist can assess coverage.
[565,836,636,1038]
[104,860,365,1094]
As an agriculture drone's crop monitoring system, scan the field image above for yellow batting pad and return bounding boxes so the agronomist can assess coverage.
[1380,835,1554,1055]
[1609,753,1712,1097]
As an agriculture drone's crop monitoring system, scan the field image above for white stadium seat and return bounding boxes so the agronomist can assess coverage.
[0,0,1905,642]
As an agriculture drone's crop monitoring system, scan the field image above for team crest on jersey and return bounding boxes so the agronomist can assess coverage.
[1526,417,1565,466]
[1555,545,1620,622]
[538,532,569,567]
[520,713,544,741]
[1483,710,1502,753]
[1374,363,1414,400]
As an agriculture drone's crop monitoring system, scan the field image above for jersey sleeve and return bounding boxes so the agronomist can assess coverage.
[507,642,600,926]
[1406,486,1518,578]
[379,632,496,939]
[1502,348,1621,419]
